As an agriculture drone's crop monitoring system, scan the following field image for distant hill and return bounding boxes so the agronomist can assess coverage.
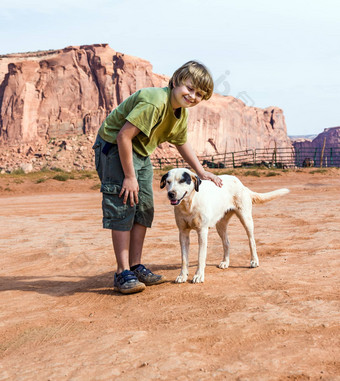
[289,134,318,142]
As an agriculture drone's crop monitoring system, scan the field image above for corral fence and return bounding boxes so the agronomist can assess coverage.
[151,146,340,170]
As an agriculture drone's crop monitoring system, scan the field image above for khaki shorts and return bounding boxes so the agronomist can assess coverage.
[93,134,154,231]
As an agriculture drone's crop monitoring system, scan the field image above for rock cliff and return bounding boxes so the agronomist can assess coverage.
[292,127,340,148]
[291,127,340,167]
[0,44,292,172]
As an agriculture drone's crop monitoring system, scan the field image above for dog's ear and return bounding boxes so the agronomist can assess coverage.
[193,176,202,192]
[160,173,169,189]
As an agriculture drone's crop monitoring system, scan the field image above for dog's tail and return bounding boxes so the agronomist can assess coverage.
[249,188,290,204]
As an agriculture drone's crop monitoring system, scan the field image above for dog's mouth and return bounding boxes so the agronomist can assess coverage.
[170,192,187,206]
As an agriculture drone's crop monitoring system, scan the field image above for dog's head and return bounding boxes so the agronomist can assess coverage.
[160,168,202,206]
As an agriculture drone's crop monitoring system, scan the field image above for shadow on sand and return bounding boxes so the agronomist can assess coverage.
[0,263,250,297]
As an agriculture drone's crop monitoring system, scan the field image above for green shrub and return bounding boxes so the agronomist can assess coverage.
[90,183,101,190]
[53,174,70,181]
[80,172,94,179]
[40,166,50,173]
[11,168,25,175]
[310,169,327,174]
[244,170,261,177]
[14,178,25,184]
[161,165,174,171]
[265,171,281,177]
[35,178,47,184]
[51,167,64,172]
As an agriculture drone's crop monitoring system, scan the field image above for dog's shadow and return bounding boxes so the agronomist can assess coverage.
[150,263,250,271]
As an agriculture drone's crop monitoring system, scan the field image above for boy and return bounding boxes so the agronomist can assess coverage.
[93,60,222,294]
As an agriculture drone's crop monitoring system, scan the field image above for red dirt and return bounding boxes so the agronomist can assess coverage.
[0,169,339,380]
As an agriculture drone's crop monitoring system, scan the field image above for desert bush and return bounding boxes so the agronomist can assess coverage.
[161,165,174,171]
[50,167,64,172]
[310,169,327,174]
[53,174,70,181]
[11,168,25,175]
[265,171,281,177]
[80,172,95,179]
[244,170,261,177]
[35,178,47,184]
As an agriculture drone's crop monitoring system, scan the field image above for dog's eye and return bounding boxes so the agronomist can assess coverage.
[179,179,185,184]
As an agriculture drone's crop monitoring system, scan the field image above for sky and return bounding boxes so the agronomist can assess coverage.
[1,0,339,136]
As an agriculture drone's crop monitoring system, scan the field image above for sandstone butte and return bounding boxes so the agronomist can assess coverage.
[292,126,340,149]
[0,43,292,172]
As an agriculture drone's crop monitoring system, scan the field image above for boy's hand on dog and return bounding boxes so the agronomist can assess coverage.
[199,171,223,187]
[120,176,139,206]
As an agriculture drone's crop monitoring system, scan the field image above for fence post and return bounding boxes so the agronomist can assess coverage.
[253,149,256,165]
[314,148,318,167]
[232,152,235,168]
[320,137,326,168]
[158,158,162,170]
[330,148,333,166]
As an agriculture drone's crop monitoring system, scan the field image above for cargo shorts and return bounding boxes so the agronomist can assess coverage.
[92,134,154,231]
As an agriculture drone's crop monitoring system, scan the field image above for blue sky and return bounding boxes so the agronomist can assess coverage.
[1,0,339,136]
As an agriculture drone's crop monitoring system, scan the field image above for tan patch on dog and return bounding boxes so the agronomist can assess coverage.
[183,215,202,230]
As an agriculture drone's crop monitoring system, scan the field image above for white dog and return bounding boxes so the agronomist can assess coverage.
[160,168,289,283]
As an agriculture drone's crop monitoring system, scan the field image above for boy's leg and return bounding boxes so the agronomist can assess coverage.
[129,224,166,286]
[111,222,148,270]
[111,230,131,273]
[129,222,147,267]
[111,229,146,294]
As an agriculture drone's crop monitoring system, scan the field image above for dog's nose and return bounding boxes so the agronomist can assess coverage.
[168,191,176,199]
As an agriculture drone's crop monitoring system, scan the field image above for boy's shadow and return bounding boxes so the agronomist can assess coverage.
[0,272,117,297]
[0,264,180,297]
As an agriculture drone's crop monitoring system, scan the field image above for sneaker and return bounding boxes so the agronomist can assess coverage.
[132,264,166,286]
[114,270,146,294]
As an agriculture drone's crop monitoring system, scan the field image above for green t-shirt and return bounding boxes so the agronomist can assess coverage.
[98,87,188,157]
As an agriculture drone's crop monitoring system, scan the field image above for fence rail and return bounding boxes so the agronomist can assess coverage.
[151,146,340,170]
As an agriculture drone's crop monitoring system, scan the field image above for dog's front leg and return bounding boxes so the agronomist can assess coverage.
[176,230,190,283]
[192,227,208,283]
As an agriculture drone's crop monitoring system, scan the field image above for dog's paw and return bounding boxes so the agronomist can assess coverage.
[192,273,204,283]
[250,260,259,268]
[175,274,188,283]
[218,260,229,269]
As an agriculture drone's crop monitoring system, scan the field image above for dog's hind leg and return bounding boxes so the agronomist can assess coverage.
[216,212,234,269]
[236,209,259,268]
[176,230,190,283]
[192,227,209,283]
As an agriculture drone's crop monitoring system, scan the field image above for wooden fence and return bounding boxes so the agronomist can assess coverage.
[151,146,340,169]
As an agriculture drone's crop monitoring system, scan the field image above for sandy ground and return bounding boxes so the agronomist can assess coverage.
[0,169,339,380]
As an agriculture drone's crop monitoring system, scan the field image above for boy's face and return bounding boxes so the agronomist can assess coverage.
[171,80,204,110]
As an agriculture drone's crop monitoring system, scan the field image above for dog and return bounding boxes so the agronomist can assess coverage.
[160,168,289,283]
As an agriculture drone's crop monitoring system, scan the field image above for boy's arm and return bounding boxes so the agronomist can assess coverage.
[175,142,223,187]
[116,121,140,206]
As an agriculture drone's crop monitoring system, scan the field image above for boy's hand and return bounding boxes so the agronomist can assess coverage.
[175,143,223,188]
[199,170,223,187]
[120,176,139,206]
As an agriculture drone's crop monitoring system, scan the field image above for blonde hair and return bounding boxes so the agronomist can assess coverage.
[169,60,214,100]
